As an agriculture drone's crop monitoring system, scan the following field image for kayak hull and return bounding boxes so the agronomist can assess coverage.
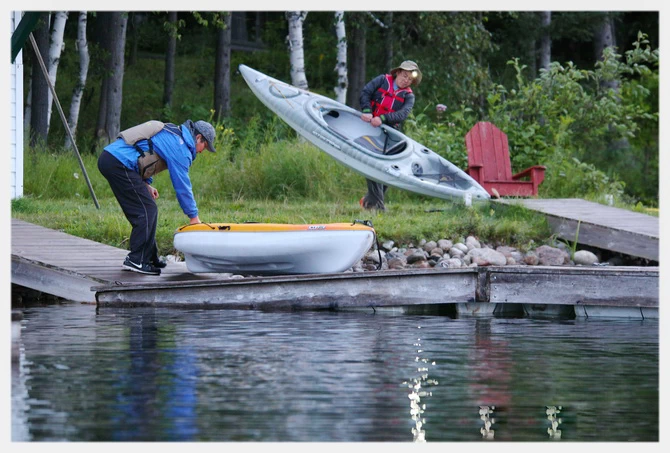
[239,64,490,202]
[173,222,375,275]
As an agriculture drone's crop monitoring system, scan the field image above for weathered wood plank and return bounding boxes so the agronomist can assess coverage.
[94,269,478,309]
[546,216,658,261]
[498,198,658,236]
[11,256,99,303]
[485,266,658,307]
[496,198,658,260]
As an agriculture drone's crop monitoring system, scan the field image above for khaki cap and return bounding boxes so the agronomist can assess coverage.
[390,60,422,86]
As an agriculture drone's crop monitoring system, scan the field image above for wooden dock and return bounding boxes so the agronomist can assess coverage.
[496,198,659,261]
[11,217,658,318]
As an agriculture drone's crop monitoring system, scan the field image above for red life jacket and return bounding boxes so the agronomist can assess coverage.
[371,74,413,117]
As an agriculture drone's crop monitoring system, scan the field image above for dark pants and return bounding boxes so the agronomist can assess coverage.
[98,150,159,265]
[362,178,388,210]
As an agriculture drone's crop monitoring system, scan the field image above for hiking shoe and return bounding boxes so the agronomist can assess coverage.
[123,257,161,275]
[151,257,168,269]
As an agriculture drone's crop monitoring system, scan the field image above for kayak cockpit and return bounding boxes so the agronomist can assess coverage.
[320,108,408,156]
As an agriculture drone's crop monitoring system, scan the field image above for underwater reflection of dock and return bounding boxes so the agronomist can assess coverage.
[12,219,658,318]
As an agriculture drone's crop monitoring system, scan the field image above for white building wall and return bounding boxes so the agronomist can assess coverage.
[11,11,24,199]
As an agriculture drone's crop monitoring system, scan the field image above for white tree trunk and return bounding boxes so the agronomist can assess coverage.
[539,11,551,71]
[46,11,68,133]
[286,11,308,90]
[333,11,348,104]
[65,11,89,149]
[594,13,618,91]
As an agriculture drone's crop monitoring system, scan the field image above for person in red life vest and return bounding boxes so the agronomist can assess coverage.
[359,60,422,210]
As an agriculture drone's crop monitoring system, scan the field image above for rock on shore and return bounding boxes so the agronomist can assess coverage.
[357,235,599,272]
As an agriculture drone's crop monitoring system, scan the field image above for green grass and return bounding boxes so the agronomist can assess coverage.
[13,142,553,257]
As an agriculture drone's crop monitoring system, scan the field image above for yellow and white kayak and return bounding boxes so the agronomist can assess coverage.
[173,222,376,275]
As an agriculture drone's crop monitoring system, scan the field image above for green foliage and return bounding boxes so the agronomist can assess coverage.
[404,32,657,205]
[485,33,658,203]
[391,12,496,114]
[23,11,658,214]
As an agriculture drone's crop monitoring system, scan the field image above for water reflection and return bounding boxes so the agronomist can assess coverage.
[467,318,512,440]
[11,304,658,441]
[405,325,437,442]
[12,344,30,441]
[546,405,562,440]
[479,405,495,439]
[110,311,199,441]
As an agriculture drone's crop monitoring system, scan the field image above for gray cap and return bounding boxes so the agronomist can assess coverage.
[194,120,216,152]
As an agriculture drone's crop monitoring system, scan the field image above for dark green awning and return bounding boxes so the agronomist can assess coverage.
[11,12,43,63]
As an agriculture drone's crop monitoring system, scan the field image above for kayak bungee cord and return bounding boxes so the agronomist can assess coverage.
[268,80,297,109]
[353,219,382,270]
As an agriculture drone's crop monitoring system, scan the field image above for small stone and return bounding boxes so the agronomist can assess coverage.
[449,248,465,258]
[573,250,599,265]
[387,257,406,269]
[382,240,395,251]
[524,252,539,266]
[423,241,437,253]
[536,245,570,266]
[453,242,469,253]
[465,236,481,250]
[407,252,428,264]
[430,247,444,257]
[437,239,453,250]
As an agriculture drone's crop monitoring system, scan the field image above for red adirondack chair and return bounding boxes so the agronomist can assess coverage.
[465,122,546,197]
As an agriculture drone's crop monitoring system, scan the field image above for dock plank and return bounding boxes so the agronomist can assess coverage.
[496,198,659,261]
[11,217,659,312]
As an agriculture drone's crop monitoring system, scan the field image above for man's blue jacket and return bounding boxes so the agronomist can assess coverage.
[104,120,199,219]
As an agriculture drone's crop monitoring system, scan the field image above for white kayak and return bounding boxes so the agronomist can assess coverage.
[173,222,376,275]
[239,64,490,202]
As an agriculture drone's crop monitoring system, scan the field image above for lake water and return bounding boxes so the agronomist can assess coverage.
[11,302,658,442]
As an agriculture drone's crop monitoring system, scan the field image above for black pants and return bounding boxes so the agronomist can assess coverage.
[362,178,388,210]
[98,150,159,265]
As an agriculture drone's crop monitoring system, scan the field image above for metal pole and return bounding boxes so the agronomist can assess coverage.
[29,33,100,209]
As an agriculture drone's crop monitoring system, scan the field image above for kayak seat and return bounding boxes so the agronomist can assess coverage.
[354,134,387,153]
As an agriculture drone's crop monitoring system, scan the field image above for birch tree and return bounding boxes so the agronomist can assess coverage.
[539,11,552,71]
[593,12,627,150]
[333,11,347,103]
[46,11,68,133]
[65,11,89,149]
[594,12,618,91]
[286,11,308,89]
